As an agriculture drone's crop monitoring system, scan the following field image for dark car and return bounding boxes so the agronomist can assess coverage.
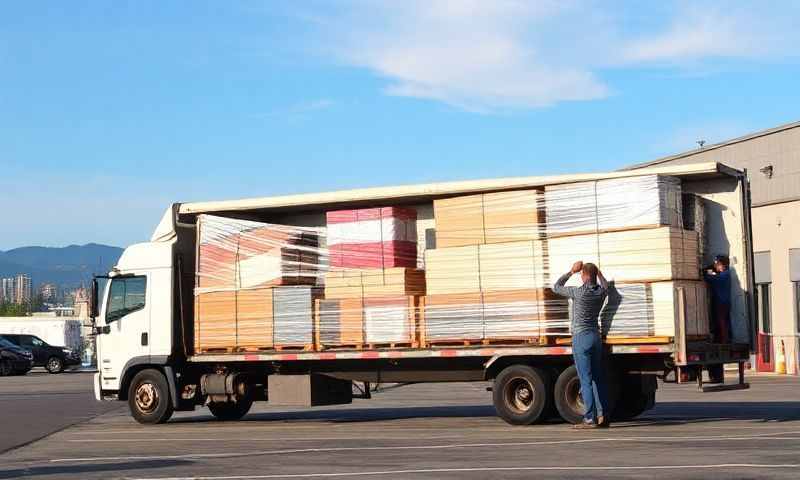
[0,337,34,376]
[0,334,81,373]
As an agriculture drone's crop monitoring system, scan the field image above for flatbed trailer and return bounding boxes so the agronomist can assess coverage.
[92,161,754,425]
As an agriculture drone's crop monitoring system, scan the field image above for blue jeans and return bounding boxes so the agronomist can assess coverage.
[572,330,609,423]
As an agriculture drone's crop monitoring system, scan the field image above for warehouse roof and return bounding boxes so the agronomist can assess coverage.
[177,162,741,216]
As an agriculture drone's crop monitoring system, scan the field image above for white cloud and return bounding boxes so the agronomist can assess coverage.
[301,0,800,112]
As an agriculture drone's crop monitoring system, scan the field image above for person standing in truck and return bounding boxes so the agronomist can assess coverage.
[704,255,732,383]
[704,255,732,343]
[552,261,610,429]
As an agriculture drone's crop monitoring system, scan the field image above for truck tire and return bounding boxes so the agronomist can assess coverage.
[493,365,551,425]
[554,366,620,424]
[128,369,174,424]
[46,356,64,374]
[208,396,253,421]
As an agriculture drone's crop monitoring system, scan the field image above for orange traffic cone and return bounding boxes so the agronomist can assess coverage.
[776,340,787,375]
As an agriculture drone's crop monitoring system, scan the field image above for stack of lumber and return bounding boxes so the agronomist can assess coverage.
[545,227,699,287]
[196,214,321,292]
[272,286,322,348]
[194,215,324,353]
[320,207,425,349]
[194,285,323,353]
[433,190,544,248]
[600,281,710,338]
[362,296,419,346]
[543,175,682,237]
[324,268,425,299]
[422,174,706,345]
[326,207,417,268]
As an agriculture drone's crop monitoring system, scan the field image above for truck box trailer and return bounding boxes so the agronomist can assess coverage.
[92,162,753,424]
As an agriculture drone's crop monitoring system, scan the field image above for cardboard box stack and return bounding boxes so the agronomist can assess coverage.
[423,175,708,344]
[319,207,423,348]
[193,215,323,353]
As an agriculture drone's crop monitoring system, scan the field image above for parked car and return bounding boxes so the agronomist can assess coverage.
[0,334,80,373]
[0,337,33,376]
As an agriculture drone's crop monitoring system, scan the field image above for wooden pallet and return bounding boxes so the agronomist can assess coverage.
[273,344,315,351]
[236,346,276,353]
[365,341,418,350]
[554,336,673,346]
[481,338,542,346]
[318,343,365,351]
[425,339,485,347]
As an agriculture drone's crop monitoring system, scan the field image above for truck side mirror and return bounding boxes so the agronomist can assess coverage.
[90,278,99,320]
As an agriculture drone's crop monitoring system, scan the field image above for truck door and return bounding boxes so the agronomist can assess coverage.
[97,275,150,391]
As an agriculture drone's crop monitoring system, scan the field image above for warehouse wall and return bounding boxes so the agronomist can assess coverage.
[751,201,800,374]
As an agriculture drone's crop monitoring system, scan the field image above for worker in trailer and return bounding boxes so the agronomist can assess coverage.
[704,254,732,383]
[552,261,610,429]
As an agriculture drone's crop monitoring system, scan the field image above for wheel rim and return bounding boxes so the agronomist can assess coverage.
[565,377,585,414]
[503,377,535,414]
[134,382,159,414]
[48,358,61,371]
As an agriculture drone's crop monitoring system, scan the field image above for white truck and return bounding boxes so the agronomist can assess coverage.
[92,162,754,424]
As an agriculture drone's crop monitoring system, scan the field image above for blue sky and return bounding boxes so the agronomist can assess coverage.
[2,0,800,250]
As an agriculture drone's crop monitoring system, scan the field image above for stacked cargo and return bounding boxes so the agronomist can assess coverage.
[318,208,423,349]
[422,174,707,344]
[194,215,323,353]
[192,173,710,354]
[423,190,558,344]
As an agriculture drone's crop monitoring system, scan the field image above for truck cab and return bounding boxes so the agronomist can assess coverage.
[94,241,174,397]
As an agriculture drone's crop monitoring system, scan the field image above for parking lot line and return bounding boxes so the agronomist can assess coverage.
[128,463,800,480]
[48,431,800,464]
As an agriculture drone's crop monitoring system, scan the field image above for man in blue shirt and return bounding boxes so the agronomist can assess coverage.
[553,260,610,429]
[704,255,732,343]
[704,255,732,383]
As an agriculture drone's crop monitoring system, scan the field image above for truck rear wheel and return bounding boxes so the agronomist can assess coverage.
[208,396,253,421]
[128,369,174,424]
[554,366,619,424]
[613,391,655,421]
[493,365,551,425]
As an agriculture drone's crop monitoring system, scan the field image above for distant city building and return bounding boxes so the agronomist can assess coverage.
[14,274,32,304]
[39,283,58,301]
[1,277,14,303]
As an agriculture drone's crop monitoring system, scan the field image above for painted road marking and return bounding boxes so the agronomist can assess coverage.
[129,464,800,480]
[50,431,800,463]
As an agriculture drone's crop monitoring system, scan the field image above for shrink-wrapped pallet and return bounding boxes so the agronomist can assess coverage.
[194,291,237,352]
[326,207,417,268]
[545,227,698,286]
[422,293,484,343]
[362,296,418,345]
[324,268,425,299]
[601,281,710,338]
[433,190,544,248]
[479,240,547,291]
[424,245,481,295]
[544,175,682,236]
[272,286,321,348]
[196,214,322,292]
[482,290,543,340]
[236,288,274,350]
[316,298,364,348]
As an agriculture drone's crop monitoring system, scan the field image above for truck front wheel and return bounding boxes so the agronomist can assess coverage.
[492,365,551,425]
[208,396,253,421]
[128,369,174,424]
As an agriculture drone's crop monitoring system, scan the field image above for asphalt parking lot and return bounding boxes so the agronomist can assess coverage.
[0,373,799,479]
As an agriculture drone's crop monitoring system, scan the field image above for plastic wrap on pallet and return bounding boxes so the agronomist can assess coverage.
[192,173,709,354]
[196,214,324,293]
[544,175,682,236]
[326,207,417,268]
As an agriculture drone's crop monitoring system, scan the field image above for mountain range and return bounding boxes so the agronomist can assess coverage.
[0,243,123,289]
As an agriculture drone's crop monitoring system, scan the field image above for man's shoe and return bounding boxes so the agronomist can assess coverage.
[573,421,597,430]
[596,416,610,428]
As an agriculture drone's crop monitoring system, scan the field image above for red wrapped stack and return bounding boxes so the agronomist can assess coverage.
[326,207,417,268]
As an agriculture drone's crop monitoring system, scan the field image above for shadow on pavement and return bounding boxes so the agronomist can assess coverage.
[611,401,800,428]
[0,459,191,479]
[171,404,498,424]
